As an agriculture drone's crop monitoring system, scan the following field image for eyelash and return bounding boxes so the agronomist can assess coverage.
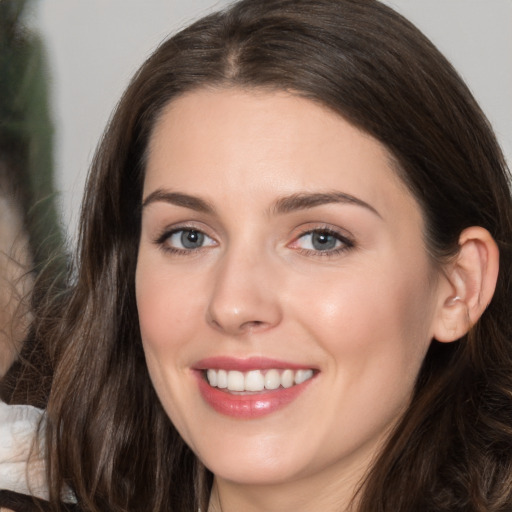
[154,225,217,255]
[291,226,355,258]
[153,225,354,257]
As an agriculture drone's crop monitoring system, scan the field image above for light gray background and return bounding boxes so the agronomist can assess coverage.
[30,0,512,243]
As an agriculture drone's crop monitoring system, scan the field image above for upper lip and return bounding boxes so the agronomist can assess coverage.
[193,356,316,372]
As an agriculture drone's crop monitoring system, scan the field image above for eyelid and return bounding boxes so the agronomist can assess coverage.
[288,224,355,256]
[153,223,218,253]
[151,221,354,257]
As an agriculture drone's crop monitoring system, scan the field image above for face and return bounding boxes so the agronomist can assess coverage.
[136,88,443,494]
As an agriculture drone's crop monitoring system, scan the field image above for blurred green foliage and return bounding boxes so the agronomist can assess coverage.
[0,0,63,269]
[0,0,63,406]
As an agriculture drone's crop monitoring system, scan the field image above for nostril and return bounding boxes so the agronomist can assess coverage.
[240,320,266,332]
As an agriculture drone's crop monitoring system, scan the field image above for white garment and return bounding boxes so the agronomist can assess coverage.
[0,401,47,500]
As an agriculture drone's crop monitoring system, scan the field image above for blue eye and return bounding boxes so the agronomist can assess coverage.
[161,228,216,251]
[177,229,204,249]
[308,231,338,251]
[295,229,352,254]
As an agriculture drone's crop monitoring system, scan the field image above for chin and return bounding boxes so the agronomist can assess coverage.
[205,457,302,486]
[192,429,320,486]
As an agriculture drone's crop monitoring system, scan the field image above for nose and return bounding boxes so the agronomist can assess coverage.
[206,247,283,336]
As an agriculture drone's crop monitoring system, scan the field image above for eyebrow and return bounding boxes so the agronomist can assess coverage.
[142,189,381,218]
[272,191,382,218]
[142,190,214,214]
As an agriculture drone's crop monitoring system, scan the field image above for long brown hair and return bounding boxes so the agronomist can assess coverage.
[40,1,512,510]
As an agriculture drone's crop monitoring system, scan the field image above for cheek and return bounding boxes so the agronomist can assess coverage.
[296,255,435,379]
[135,258,206,354]
[135,258,203,433]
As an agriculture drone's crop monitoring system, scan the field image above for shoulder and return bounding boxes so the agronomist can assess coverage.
[0,402,78,509]
[0,490,80,512]
[0,402,47,500]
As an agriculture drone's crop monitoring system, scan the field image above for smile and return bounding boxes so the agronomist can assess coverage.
[205,368,314,392]
[194,358,317,419]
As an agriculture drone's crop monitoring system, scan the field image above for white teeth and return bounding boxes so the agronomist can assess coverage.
[205,368,314,392]
[227,370,245,391]
[295,369,313,385]
[217,369,228,389]
[264,369,281,390]
[281,369,294,388]
[206,369,217,387]
[245,370,265,392]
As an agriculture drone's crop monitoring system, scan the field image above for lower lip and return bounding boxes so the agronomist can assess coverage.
[195,372,314,419]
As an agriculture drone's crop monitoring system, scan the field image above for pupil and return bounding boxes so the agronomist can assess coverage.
[181,230,204,248]
[312,232,336,251]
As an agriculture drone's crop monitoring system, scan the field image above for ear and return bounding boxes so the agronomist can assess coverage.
[433,226,499,343]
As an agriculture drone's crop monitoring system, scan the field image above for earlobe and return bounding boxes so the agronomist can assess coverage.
[433,227,499,343]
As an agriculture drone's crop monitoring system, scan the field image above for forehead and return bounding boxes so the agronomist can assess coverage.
[144,87,420,225]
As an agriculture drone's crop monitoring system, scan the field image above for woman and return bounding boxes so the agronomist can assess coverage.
[2,0,511,510]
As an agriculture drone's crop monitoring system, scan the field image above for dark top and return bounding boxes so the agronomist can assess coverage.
[0,490,78,511]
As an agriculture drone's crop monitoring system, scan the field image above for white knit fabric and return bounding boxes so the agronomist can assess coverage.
[0,401,47,500]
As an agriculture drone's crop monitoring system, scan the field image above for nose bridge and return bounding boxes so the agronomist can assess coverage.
[206,237,282,335]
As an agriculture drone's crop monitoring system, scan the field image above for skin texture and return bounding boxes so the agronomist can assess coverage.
[136,88,452,512]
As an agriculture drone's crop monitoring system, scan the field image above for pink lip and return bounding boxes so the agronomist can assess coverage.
[193,357,317,419]
[194,356,312,372]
